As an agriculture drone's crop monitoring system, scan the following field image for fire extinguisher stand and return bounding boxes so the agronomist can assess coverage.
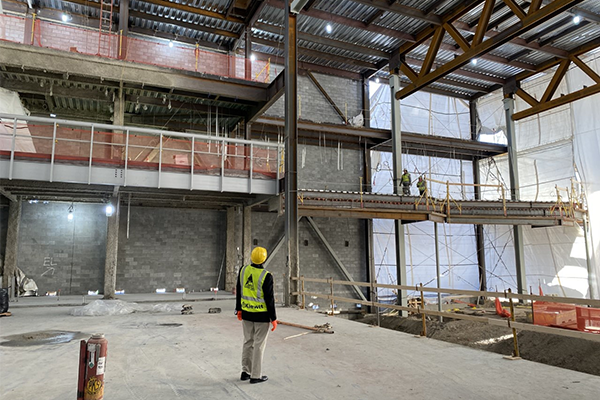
[77,334,108,400]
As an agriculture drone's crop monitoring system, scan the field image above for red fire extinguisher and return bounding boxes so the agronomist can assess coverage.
[77,334,108,400]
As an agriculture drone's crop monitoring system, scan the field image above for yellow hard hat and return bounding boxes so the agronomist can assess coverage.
[251,247,268,265]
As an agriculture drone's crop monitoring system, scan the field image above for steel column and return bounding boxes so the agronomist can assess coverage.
[2,199,21,300]
[470,101,487,293]
[118,0,129,59]
[284,4,299,306]
[245,26,252,81]
[103,195,120,299]
[362,76,371,128]
[583,216,598,299]
[434,222,442,321]
[243,206,252,266]
[390,73,407,312]
[504,94,527,295]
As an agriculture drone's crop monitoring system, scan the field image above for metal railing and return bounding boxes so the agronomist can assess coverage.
[0,113,283,192]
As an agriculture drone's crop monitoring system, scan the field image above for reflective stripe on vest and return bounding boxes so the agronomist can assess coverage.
[240,265,269,312]
[402,174,410,183]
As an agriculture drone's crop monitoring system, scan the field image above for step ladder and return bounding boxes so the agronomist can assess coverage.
[98,0,114,57]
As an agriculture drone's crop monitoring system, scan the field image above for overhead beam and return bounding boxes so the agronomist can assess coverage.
[129,10,240,39]
[349,0,441,25]
[395,0,585,100]
[141,0,245,24]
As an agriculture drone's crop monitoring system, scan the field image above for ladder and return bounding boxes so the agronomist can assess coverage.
[98,0,114,57]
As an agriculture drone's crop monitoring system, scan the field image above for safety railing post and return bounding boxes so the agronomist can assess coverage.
[329,277,334,315]
[301,276,305,309]
[420,283,427,337]
[50,121,57,182]
[9,117,17,180]
[249,144,253,194]
[507,288,520,358]
[158,133,163,188]
[88,125,95,184]
[190,137,195,190]
[221,139,225,192]
[124,129,129,187]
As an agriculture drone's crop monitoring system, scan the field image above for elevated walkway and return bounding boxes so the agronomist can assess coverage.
[297,189,586,227]
[0,114,282,196]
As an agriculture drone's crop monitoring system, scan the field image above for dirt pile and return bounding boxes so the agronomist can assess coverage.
[359,315,600,376]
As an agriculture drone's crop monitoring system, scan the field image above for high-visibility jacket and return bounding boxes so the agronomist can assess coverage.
[402,173,411,184]
[240,265,270,312]
[417,180,426,190]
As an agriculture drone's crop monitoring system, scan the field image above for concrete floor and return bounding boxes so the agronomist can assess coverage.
[1,297,600,400]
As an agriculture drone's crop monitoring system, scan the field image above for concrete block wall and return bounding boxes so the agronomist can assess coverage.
[16,202,107,295]
[251,211,367,307]
[265,69,363,125]
[116,206,226,293]
[298,144,364,191]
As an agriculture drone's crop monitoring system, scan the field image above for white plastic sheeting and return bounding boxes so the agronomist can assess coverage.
[71,300,183,316]
[0,87,36,153]
[370,84,478,299]
[476,51,600,298]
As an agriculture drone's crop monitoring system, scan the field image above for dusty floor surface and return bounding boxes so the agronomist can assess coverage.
[2,298,600,400]
[359,314,600,376]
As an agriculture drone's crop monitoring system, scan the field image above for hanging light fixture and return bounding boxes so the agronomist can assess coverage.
[105,204,114,217]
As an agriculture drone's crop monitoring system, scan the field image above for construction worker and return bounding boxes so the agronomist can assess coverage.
[401,169,411,195]
[417,176,427,196]
[235,246,277,384]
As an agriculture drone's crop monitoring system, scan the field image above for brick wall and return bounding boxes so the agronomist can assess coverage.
[265,68,363,125]
[251,211,367,306]
[116,206,226,293]
[0,14,26,44]
[17,202,107,295]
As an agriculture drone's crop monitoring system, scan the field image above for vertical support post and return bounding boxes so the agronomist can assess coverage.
[583,215,598,299]
[390,72,407,313]
[434,221,442,322]
[507,288,520,358]
[301,276,305,309]
[225,207,238,292]
[503,93,526,295]
[9,118,16,180]
[470,100,487,294]
[329,277,334,315]
[158,133,163,188]
[242,206,252,266]
[420,283,427,337]
[190,137,195,190]
[362,76,370,128]
[284,4,299,306]
[221,139,226,192]
[118,0,129,59]
[123,130,129,187]
[2,199,22,300]
[103,195,120,299]
[50,121,57,182]
[88,125,95,185]
[249,143,254,194]
[245,26,252,81]
[112,86,125,161]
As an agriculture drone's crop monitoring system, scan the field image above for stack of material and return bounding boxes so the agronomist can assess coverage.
[181,304,193,315]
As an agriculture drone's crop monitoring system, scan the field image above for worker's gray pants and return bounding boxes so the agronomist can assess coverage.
[242,320,270,379]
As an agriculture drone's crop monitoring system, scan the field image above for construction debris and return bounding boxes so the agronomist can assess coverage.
[279,321,334,334]
[208,307,221,314]
[0,312,12,318]
[181,304,193,315]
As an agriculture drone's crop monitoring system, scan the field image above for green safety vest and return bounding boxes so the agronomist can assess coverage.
[402,173,411,183]
[240,265,269,312]
[417,180,426,189]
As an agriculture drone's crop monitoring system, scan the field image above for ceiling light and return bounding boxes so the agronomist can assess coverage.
[375,77,380,83]
[169,41,174,48]
[471,58,478,66]
[67,204,74,220]
[250,54,256,62]
[50,113,57,118]
[62,13,69,22]
[573,15,581,25]
[325,24,332,34]
[105,204,114,217]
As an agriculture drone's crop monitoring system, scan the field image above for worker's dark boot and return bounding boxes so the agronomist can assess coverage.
[250,376,268,384]
[240,372,251,381]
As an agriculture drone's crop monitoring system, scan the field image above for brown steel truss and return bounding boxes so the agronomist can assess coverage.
[509,37,600,121]
[392,0,585,100]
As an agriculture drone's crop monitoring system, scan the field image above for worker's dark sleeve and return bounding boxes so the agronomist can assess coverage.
[263,273,277,321]
[235,269,242,312]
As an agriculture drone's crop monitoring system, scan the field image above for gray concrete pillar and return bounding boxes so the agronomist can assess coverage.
[243,206,252,266]
[225,207,239,292]
[103,196,120,299]
[2,199,21,299]
[118,0,129,59]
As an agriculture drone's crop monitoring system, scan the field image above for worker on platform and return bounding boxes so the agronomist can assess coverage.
[417,176,427,196]
[401,169,412,195]
[235,246,277,384]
